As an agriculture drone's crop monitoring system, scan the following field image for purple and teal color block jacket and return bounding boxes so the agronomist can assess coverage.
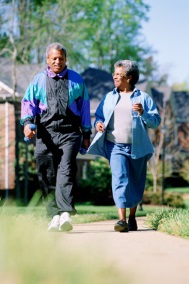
[20,68,92,136]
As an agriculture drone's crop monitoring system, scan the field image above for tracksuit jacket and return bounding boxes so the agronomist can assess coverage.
[20,68,91,137]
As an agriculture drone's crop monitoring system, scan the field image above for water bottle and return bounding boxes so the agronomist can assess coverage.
[24,124,36,143]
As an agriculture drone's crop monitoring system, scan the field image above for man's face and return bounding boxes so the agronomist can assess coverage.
[46,48,66,74]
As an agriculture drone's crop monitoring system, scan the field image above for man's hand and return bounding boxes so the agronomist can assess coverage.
[82,139,91,150]
[24,124,36,139]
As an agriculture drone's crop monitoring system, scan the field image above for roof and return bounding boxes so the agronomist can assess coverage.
[155,86,172,102]
[0,81,19,99]
[0,58,43,95]
[151,88,164,108]
[81,67,149,113]
[136,79,149,93]
[81,68,114,112]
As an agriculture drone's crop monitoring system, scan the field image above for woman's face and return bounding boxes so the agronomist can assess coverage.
[112,67,128,89]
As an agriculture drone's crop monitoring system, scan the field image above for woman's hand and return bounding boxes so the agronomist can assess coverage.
[96,122,105,133]
[132,103,143,116]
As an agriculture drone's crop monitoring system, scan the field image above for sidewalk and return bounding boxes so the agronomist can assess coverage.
[60,217,189,284]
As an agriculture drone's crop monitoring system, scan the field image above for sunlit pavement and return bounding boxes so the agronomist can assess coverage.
[53,217,189,284]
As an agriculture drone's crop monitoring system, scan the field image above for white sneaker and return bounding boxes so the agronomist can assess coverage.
[47,215,60,232]
[59,212,73,232]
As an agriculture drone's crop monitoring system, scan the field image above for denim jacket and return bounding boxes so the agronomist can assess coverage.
[88,87,161,160]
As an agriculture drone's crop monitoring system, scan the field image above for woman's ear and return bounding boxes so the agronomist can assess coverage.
[126,75,132,83]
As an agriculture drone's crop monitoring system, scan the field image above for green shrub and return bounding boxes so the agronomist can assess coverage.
[143,191,185,208]
[78,158,114,205]
[164,193,185,208]
[145,172,154,191]
[142,192,161,205]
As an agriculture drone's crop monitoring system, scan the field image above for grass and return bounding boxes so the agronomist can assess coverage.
[74,203,156,223]
[146,208,189,239]
[0,199,159,284]
[184,199,189,208]
[1,199,189,283]
[0,203,130,284]
[0,198,160,284]
[0,199,158,225]
[165,187,189,194]
[0,220,126,284]
[145,188,189,239]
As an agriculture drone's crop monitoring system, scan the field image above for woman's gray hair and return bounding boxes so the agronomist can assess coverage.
[114,60,139,86]
[46,42,67,57]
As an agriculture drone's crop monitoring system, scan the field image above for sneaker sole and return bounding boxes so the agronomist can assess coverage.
[59,221,73,232]
[114,224,128,232]
[48,227,59,232]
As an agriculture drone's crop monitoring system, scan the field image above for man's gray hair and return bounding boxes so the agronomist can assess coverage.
[46,42,67,57]
[114,60,139,86]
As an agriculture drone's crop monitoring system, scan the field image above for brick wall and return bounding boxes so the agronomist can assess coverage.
[0,102,15,190]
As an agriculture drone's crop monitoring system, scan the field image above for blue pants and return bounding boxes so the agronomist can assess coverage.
[106,141,147,208]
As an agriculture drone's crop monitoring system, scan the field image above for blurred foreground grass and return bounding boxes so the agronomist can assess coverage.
[0,205,129,284]
[1,197,189,283]
[0,195,158,284]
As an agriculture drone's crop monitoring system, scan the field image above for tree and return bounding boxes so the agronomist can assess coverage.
[75,0,151,73]
[0,0,153,76]
[147,96,174,193]
[172,81,189,92]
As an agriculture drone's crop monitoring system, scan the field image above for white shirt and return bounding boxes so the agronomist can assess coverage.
[106,92,132,143]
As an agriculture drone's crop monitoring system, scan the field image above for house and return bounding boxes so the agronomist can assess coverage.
[171,91,189,154]
[0,58,40,198]
[0,82,18,192]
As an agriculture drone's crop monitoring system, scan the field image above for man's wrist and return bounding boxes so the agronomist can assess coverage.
[82,130,91,140]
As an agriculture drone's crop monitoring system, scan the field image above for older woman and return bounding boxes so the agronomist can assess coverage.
[88,60,161,232]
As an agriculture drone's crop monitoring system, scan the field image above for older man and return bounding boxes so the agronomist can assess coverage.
[21,42,91,231]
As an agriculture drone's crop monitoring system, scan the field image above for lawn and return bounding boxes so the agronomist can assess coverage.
[165,187,189,194]
[1,200,189,283]
[0,202,157,224]
[0,202,158,284]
